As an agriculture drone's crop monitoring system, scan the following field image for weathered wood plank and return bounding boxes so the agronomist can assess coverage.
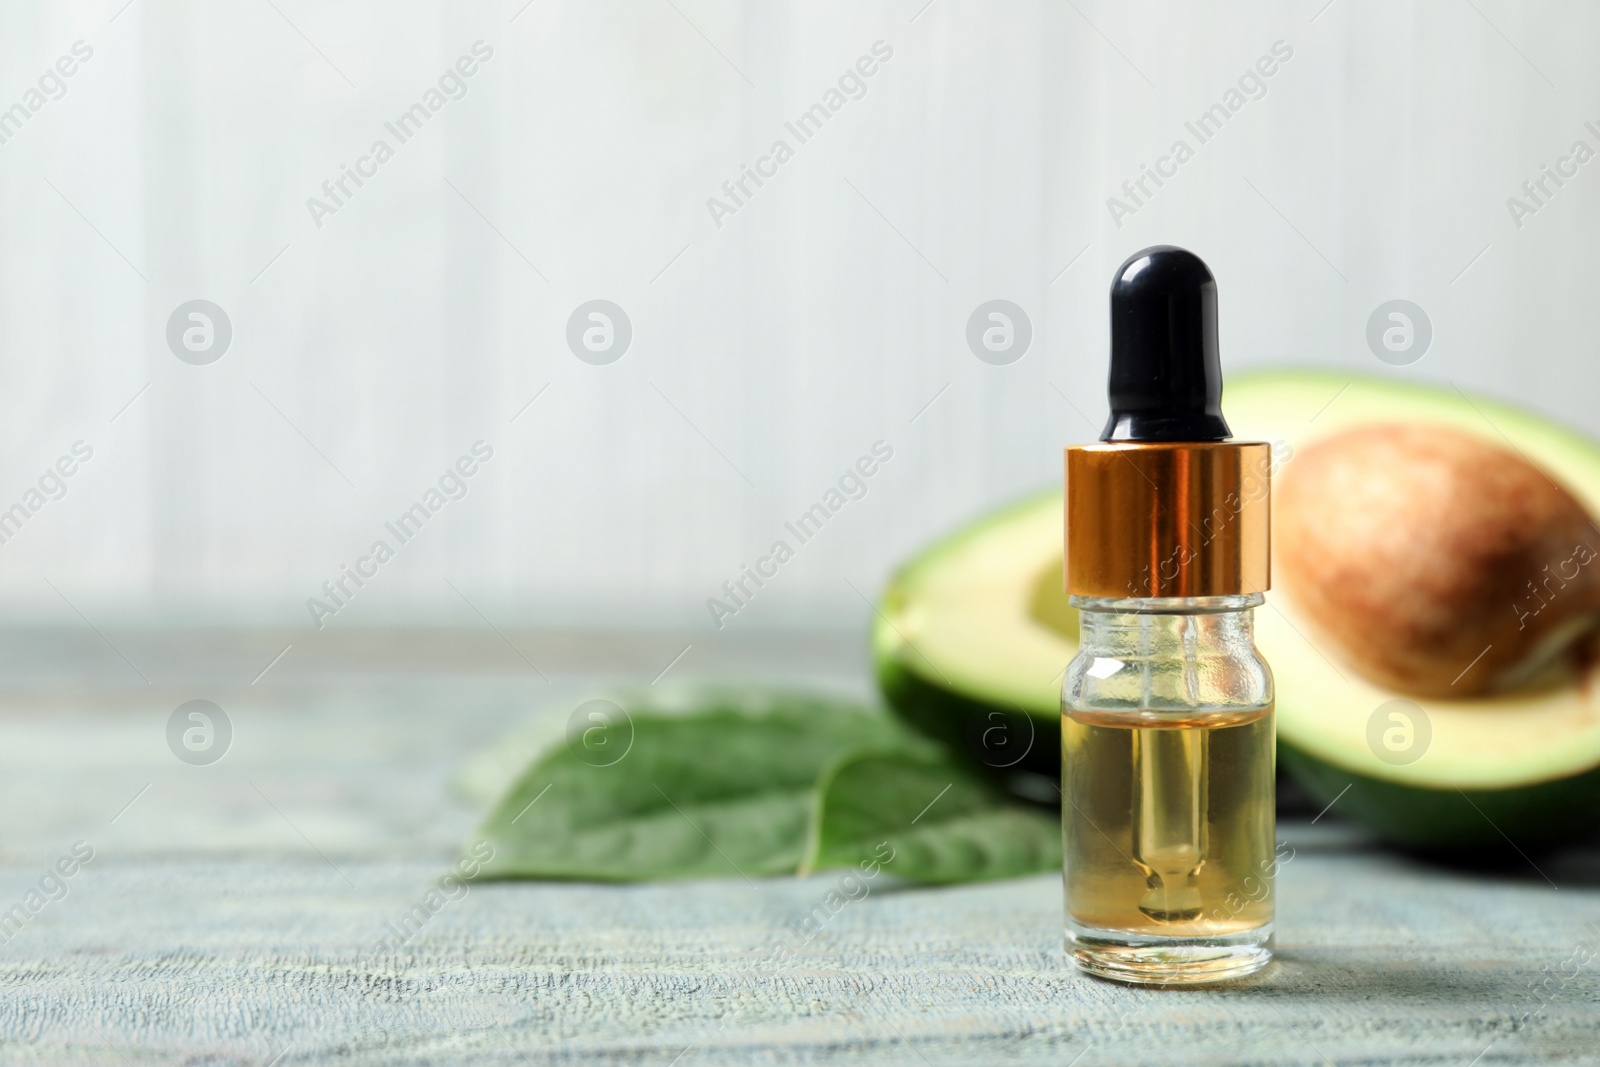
[0,635,1594,1065]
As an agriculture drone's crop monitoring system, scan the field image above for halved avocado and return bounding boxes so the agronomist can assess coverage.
[873,370,1600,848]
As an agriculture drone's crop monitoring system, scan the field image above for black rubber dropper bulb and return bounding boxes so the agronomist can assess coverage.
[1101,245,1232,443]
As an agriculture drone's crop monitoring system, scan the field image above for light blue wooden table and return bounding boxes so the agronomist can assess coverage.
[0,629,1595,1065]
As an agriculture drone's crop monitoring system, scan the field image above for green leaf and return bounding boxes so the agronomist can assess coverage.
[805,750,1061,883]
[472,689,918,882]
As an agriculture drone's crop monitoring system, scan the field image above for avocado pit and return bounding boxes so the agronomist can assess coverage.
[1275,423,1600,697]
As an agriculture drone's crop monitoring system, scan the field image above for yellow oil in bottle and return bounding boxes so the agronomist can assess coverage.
[1063,706,1276,943]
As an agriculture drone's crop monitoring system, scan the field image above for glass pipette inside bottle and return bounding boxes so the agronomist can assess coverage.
[1129,612,1209,922]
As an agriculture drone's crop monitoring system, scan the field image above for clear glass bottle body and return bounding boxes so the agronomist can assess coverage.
[1062,594,1275,984]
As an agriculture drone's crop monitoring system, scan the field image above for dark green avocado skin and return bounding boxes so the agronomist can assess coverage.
[876,654,1060,779]
[1279,742,1600,851]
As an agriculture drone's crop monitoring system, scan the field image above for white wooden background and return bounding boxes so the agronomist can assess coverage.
[0,0,1593,630]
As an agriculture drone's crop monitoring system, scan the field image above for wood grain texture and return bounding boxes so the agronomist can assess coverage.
[0,632,1596,1065]
[1,4,1597,630]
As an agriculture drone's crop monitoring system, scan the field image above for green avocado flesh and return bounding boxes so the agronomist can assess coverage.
[873,370,1600,848]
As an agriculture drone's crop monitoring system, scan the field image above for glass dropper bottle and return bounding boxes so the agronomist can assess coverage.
[1061,246,1276,984]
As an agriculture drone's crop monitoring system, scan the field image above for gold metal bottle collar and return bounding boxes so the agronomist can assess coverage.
[1064,441,1272,599]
